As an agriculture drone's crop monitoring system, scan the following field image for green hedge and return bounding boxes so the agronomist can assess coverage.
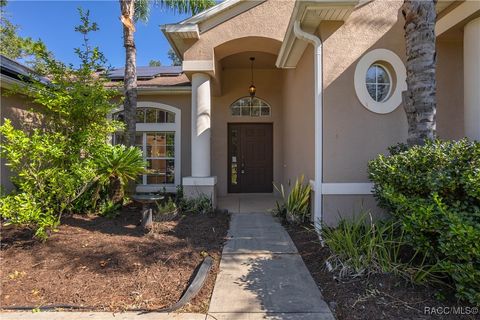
[368,139,480,305]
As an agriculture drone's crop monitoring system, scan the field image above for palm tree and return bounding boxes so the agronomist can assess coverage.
[402,0,437,146]
[119,0,216,146]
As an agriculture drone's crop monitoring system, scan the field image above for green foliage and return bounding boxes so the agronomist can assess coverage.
[96,145,146,186]
[0,10,125,238]
[175,188,213,215]
[368,139,480,305]
[0,0,45,61]
[98,200,122,218]
[157,197,177,214]
[323,213,443,283]
[148,59,162,67]
[168,48,181,66]
[274,175,311,224]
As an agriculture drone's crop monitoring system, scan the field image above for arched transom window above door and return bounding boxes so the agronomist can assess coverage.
[230,97,271,117]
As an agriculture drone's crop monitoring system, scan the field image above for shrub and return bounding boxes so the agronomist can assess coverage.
[95,145,146,205]
[0,10,123,238]
[368,139,480,305]
[274,175,311,224]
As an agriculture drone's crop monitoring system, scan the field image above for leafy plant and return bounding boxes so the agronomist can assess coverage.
[157,197,177,215]
[368,139,480,305]
[274,175,311,224]
[98,200,122,218]
[0,9,121,238]
[323,212,443,283]
[95,145,146,205]
[178,193,213,215]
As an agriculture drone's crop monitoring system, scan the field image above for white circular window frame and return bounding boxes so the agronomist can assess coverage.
[354,49,407,114]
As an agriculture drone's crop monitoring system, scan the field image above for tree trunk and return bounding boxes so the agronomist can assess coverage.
[402,0,437,146]
[109,176,124,206]
[120,0,137,147]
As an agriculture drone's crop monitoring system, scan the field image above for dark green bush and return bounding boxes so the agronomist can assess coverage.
[368,139,480,305]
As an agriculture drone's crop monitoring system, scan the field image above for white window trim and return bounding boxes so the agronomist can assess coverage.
[354,49,407,114]
[111,102,181,193]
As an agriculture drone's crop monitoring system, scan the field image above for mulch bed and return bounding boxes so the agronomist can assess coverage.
[286,224,478,320]
[0,206,230,313]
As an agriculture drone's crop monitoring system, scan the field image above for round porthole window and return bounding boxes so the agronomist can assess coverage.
[354,49,406,114]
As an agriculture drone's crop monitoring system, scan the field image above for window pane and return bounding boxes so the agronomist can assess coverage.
[113,132,125,145]
[158,110,166,123]
[251,106,260,117]
[147,175,166,184]
[377,84,390,102]
[231,106,240,116]
[366,66,376,84]
[241,106,251,116]
[146,108,157,123]
[166,132,175,145]
[366,84,377,101]
[166,145,175,157]
[376,66,390,84]
[136,108,145,123]
[261,106,270,116]
[166,112,175,123]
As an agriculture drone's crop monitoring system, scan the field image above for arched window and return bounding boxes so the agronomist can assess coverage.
[230,97,271,117]
[111,103,181,192]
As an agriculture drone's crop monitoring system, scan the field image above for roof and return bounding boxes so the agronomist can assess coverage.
[106,66,183,80]
[105,66,191,90]
[0,54,49,87]
[1,54,35,81]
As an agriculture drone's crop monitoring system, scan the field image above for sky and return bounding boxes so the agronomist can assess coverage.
[5,0,192,67]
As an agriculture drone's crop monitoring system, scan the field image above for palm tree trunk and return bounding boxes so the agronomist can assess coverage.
[402,0,437,146]
[109,176,124,206]
[120,0,137,147]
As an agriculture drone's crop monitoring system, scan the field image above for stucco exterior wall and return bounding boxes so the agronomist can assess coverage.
[184,0,294,61]
[281,45,315,188]
[321,0,408,183]
[211,68,284,196]
[137,94,192,179]
[0,93,43,193]
[436,34,464,139]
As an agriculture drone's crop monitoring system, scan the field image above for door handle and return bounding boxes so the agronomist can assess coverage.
[241,162,245,174]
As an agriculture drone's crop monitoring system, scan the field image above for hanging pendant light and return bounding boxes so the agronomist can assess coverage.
[249,57,256,98]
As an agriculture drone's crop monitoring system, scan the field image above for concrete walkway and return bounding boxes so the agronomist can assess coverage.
[207,212,334,320]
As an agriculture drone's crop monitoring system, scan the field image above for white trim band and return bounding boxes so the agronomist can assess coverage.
[322,183,374,195]
[183,176,217,186]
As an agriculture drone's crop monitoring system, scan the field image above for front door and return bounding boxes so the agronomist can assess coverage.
[228,123,273,193]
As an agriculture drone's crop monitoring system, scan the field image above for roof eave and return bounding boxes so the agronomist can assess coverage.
[276,0,360,69]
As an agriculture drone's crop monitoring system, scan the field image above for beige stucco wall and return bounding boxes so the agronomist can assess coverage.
[184,0,294,61]
[211,68,284,196]
[436,32,464,139]
[137,94,192,179]
[0,93,43,193]
[281,45,315,188]
[321,0,408,183]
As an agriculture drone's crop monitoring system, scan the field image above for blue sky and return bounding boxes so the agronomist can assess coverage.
[5,0,192,67]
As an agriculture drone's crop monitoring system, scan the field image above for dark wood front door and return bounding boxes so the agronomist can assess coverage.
[228,123,273,193]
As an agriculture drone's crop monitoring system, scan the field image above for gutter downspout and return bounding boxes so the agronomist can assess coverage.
[293,21,323,239]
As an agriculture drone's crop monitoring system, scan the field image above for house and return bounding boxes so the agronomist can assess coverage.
[2,0,479,226]
[0,55,44,193]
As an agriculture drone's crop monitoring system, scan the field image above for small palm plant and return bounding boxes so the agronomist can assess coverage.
[274,175,312,224]
[96,145,146,206]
